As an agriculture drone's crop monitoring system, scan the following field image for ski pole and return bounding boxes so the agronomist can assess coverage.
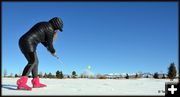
[54,55,66,65]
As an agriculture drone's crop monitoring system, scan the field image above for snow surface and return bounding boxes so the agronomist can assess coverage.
[1,78,178,96]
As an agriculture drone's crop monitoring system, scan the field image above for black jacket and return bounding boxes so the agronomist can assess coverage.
[19,22,55,54]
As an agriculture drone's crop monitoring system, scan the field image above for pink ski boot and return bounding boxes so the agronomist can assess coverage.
[31,77,47,88]
[17,76,32,90]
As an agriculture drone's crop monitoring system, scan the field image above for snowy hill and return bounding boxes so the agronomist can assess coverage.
[1,78,178,96]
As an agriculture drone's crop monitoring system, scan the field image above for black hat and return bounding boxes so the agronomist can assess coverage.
[49,17,63,32]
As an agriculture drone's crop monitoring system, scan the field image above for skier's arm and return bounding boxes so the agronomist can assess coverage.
[41,41,47,47]
[46,30,56,54]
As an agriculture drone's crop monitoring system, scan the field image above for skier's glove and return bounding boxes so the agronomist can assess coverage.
[51,52,59,59]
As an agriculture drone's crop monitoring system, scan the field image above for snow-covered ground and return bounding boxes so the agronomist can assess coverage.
[1,78,178,96]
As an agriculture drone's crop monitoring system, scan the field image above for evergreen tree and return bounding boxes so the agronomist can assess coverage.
[56,70,64,79]
[59,71,64,79]
[162,74,166,79]
[146,75,149,78]
[153,72,159,79]
[56,70,61,78]
[125,74,129,79]
[44,73,48,78]
[135,73,138,78]
[48,72,53,78]
[167,63,177,81]
[67,75,70,78]
[80,74,84,78]
[15,74,18,77]
[72,71,77,78]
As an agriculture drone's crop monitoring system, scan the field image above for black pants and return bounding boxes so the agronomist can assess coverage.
[22,52,39,78]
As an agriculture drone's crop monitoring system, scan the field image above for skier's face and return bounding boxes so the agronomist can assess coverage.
[55,30,59,32]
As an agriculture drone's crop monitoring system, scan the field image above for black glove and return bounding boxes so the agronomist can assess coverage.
[51,52,59,59]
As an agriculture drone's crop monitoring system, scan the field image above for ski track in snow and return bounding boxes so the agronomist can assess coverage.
[1,78,178,96]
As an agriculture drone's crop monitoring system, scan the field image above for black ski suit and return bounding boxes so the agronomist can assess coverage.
[19,22,56,78]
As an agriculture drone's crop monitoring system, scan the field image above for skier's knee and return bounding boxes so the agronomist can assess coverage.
[28,59,38,66]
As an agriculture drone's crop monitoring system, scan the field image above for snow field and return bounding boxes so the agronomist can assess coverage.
[1,78,178,96]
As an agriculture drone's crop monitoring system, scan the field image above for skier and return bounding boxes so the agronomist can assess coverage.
[17,17,63,90]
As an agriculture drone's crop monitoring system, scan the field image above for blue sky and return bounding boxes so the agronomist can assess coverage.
[2,2,178,76]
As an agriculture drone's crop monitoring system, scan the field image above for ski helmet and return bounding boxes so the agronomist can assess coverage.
[49,17,63,32]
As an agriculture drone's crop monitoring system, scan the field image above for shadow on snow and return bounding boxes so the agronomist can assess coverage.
[2,84,17,90]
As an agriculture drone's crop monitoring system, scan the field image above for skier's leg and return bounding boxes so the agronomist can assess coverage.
[31,52,47,88]
[32,52,39,78]
[17,52,37,90]
[22,52,37,76]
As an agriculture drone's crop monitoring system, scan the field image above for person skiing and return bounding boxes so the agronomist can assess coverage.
[17,17,63,90]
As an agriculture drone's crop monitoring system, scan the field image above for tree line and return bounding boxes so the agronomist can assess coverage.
[12,70,77,79]
[3,63,178,81]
